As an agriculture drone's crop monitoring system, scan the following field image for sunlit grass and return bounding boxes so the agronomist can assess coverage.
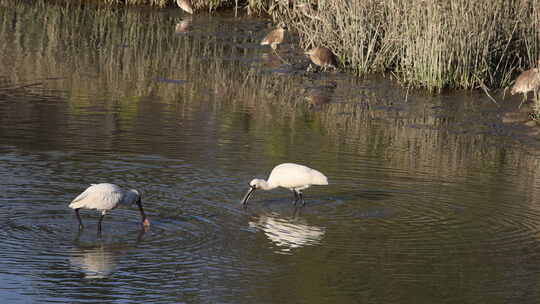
[272,0,539,93]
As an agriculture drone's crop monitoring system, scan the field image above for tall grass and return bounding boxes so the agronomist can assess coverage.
[272,0,540,92]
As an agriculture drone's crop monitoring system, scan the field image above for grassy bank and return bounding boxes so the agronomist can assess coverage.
[270,0,540,92]
[52,0,539,92]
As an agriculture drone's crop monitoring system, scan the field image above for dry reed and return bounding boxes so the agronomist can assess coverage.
[272,0,540,93]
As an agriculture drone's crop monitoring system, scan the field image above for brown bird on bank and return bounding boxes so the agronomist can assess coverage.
[305,47,337,70]
[261,25,286,50]
[176,0,193,14]
[511,59,540,108]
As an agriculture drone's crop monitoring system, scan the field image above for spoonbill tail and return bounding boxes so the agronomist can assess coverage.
[69,183,150,233]
[241,163,328,206]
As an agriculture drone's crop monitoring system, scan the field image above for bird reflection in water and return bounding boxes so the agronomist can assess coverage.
[69,230,146,279]
[69,243,116,279]
[175,17,192,34]
[304,81,336,110]
[249,211,325,254]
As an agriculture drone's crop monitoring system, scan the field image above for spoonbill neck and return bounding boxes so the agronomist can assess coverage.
[121,189,140,205]
[258,179,277,191]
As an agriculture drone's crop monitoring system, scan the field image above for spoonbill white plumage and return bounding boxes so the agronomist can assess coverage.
[241,163,328,206]
[69,183,150,233]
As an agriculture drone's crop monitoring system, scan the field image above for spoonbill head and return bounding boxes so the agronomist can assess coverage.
[69,183,150,233]
[241,163,328,206]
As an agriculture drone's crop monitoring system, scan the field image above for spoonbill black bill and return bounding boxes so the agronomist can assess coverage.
[69,183,150,233]
[511,59,540,108]
[241,163,328,206]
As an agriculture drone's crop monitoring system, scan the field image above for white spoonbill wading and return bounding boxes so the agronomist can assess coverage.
[69,183,150,233]
[241,163,328,206]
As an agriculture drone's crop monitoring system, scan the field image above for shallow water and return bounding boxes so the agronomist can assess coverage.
[2,1,540,303]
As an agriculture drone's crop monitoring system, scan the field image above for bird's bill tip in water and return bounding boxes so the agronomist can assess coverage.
[136,199,149,229]
[241,186,256,205]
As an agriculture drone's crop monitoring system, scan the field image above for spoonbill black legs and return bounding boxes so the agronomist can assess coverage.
[69,183,150,233]
[241,163,328,206]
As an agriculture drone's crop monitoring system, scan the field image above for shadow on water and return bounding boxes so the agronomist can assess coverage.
[2,0,540,304]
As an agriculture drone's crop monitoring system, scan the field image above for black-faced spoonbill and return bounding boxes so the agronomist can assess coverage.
[69,183,150,233]
[511,59,540,108]
[241,163,328,206]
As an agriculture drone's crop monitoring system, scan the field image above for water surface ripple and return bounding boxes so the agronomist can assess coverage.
[1,1,540,304]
